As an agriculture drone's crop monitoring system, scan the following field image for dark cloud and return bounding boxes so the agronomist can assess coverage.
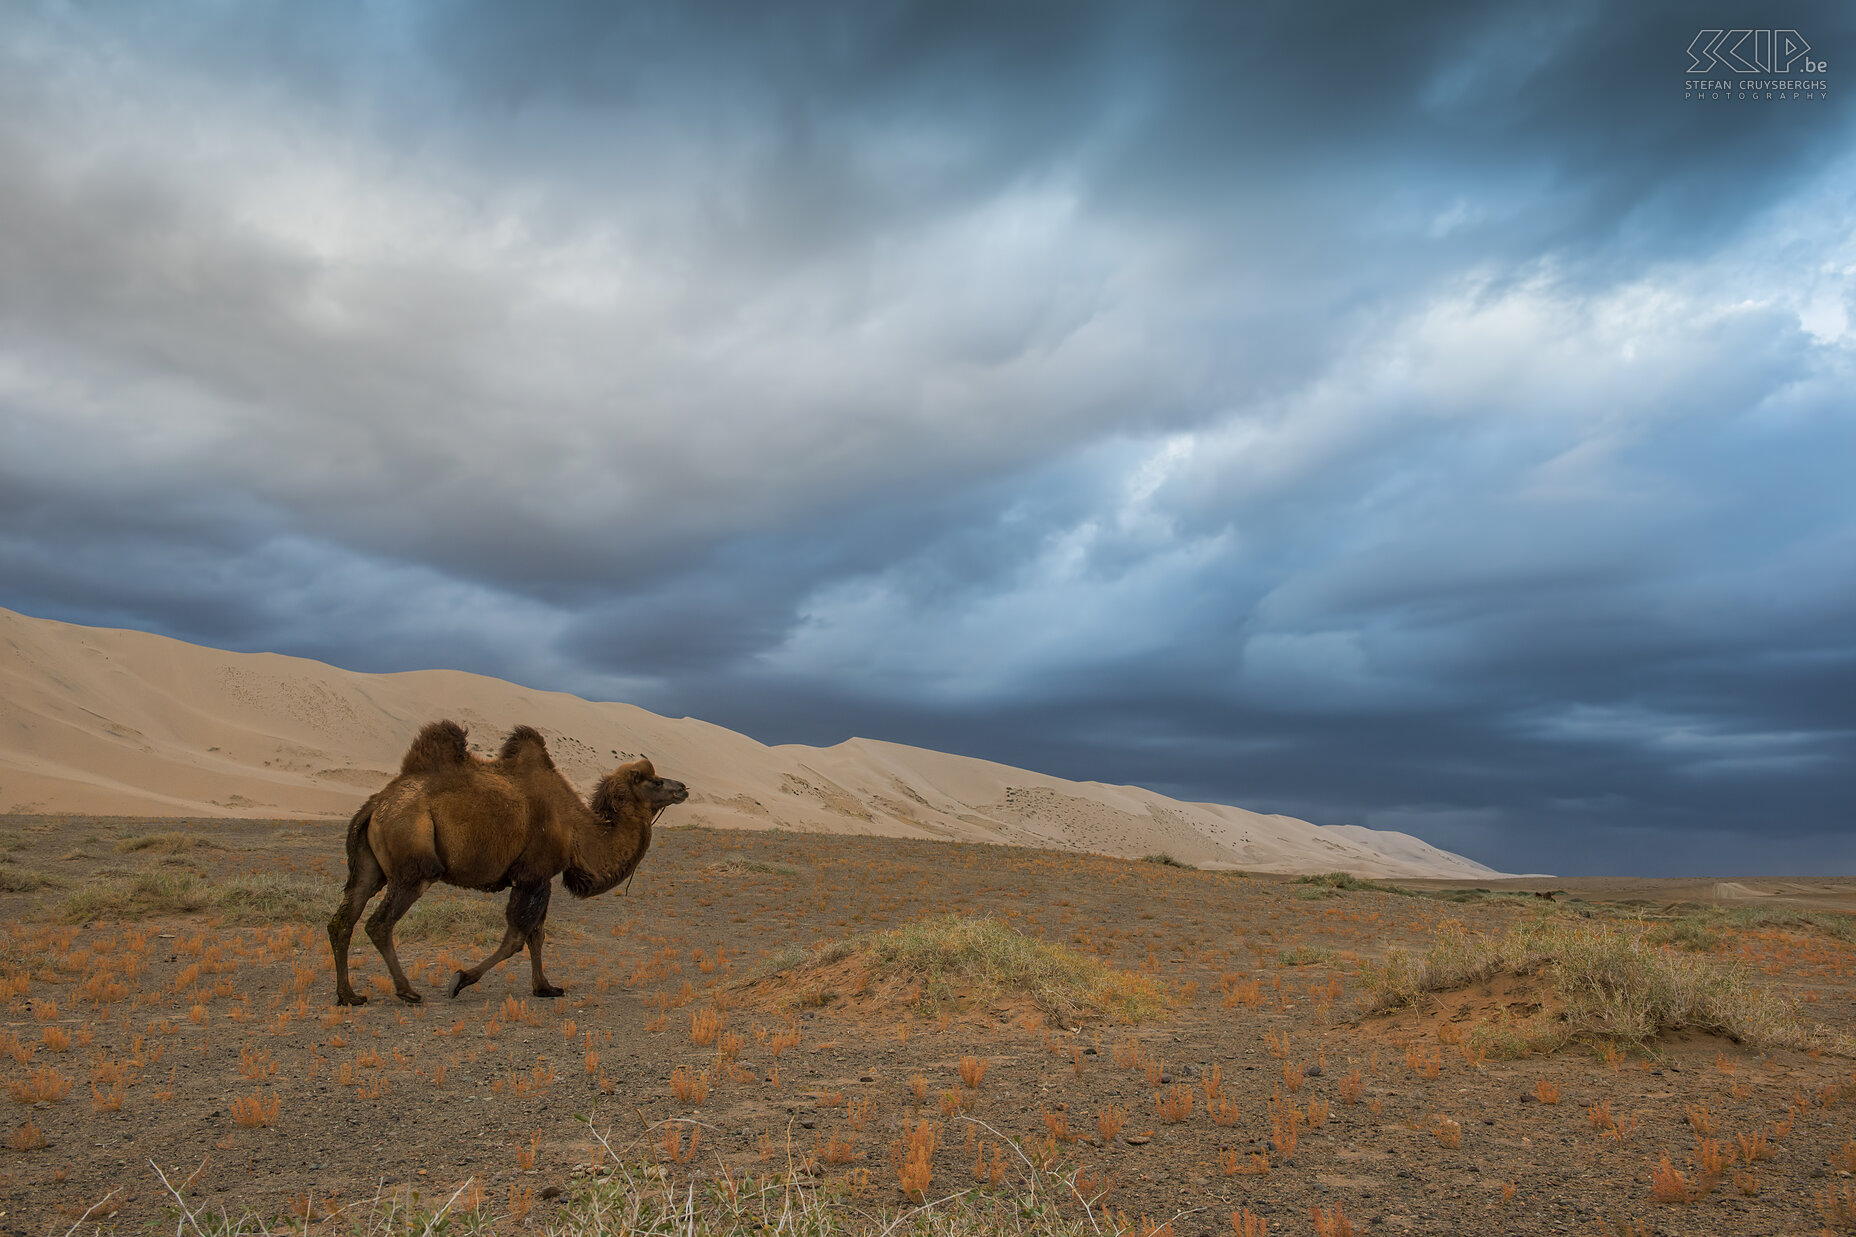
[1,1,1852,873]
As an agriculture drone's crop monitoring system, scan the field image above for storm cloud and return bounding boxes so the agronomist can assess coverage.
[3,1,1853,874]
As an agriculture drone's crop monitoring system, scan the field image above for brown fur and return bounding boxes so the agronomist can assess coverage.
[327,721,688,1005]
[398,719,473,776]
[498,724,555,769]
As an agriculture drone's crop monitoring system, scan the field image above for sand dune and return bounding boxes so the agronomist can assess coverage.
[0,606,1503,878]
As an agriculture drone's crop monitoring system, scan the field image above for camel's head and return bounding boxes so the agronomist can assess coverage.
[573,758,686,897]
[605,758,688,817]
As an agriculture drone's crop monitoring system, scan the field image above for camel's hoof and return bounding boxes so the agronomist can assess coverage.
[396,988,423,1005]
[534,984,564,999]
[337,991,367,1007]
[446,970,472,999]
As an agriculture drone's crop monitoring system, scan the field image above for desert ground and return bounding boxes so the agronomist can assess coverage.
[3,816,1855,1237]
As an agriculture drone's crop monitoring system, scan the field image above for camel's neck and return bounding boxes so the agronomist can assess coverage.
[562,801,654,898]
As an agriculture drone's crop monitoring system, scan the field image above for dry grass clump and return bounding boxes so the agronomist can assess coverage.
[771,914,1167,1024]
[706,855,800,877]
[58,872,332,923]
[1359,917,1836,1053]
[397,890,509,944]
[114,832,218,854]
[0,863,65,892]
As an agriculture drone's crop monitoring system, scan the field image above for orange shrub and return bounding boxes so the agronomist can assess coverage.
[669,1066,709,1105]
[1694,1138,1730,1193]
[8,1065,72,1104]
[816,1129,860,1166]
[1097,1105,1126,1142]
[1650,1153,1691,1204]
[891,1118,938,1201]
[1230,1207,1268,1237]
[1310,1202,1353,1237]
[230,1091,280,1128]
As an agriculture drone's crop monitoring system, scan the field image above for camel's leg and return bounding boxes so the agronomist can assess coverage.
[449,881,551,999]
[521,883,563,998]
[364,882,429,1004]
[328,845,386,1006]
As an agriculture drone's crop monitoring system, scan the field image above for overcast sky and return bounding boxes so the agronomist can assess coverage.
[3,2,1853,875]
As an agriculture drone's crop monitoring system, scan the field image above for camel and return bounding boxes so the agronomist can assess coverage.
[328,720,687,1005]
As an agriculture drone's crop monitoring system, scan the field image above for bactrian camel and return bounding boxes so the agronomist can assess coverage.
[328,720,688,1005]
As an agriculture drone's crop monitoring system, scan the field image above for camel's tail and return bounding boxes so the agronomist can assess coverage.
[343,794,377,881]
[399,719,471,776]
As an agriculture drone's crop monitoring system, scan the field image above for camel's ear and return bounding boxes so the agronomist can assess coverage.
[620,759,656,785]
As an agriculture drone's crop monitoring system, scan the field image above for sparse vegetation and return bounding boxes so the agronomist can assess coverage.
[58,871,332,923]
[1276,945,1333,967]
[1296,871,1410,896]
[765,913,1168,1024]
[707,855,800,877]
[1359,917,1840,1052]
[395,890,509,943]
[115,832,219,854]
[0,862,64,892]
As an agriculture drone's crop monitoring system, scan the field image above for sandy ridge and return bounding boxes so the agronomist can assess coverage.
[0,606,1503,878]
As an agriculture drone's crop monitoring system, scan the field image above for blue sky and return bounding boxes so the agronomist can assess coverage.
[2,2,1853,874]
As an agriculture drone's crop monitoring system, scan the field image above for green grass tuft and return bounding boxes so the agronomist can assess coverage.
[1141,853,1190,868]
[1296,871,1410,895]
